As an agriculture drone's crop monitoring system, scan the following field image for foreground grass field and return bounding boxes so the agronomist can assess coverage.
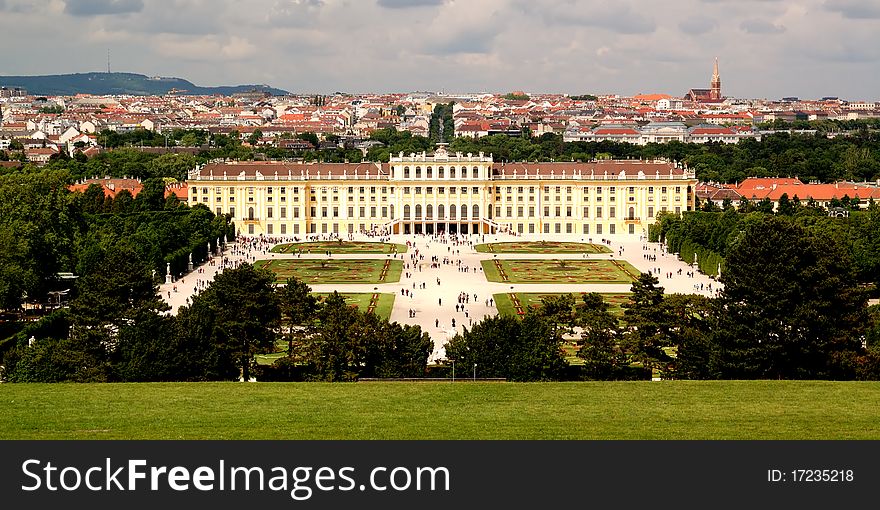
[2,382,879,440]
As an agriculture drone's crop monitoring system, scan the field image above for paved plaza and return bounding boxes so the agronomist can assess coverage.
[159,233,723,362]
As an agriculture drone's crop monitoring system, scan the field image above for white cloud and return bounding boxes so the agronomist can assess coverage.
[740,18,787,33]
[64,0,143,16]
[0,0,879,100]
[154,34,257,62]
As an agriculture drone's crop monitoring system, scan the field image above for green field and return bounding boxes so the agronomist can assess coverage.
[476,241,611,254]
[494,292,631,317]
[482,259,640,284]
[255,259,402,284]
[271,241,407,254]
[2,382,879,439]
[313,292,395,320]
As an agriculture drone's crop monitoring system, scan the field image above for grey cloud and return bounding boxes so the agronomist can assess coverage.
[0,0,40,12]
[64,0,144,16]
[377,0,445,8]
[824,0,880,19]
[267,0,324,27]
[678,16,718,35]
[702,0,783,3]
[421,28,495,55]
[740,18,786,34]
[523,1,656,35]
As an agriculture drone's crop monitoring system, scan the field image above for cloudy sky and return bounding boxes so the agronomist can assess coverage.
[1,0,879,99]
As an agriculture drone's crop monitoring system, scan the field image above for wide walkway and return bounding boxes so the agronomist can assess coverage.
[160,232,722,362]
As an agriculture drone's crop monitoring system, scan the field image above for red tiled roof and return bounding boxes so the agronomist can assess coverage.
[592,128,640,135]
[198,162,389,179]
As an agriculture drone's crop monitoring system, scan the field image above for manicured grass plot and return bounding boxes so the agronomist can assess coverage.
[271,241,407,254]
[481,259,640,284]
[494,292,631,317]
[312,292,395,321]
[476,241,611,254]
[255,259,403,284]
[3,382,880,440]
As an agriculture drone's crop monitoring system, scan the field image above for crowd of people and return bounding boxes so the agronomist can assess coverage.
[160,231,723,341]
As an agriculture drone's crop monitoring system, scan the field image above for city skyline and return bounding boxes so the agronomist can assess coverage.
[1,0,880,100]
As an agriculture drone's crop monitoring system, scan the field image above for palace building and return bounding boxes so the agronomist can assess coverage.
[188,146,697,237]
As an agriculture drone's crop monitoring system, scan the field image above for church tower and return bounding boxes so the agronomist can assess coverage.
[710,57,722,101]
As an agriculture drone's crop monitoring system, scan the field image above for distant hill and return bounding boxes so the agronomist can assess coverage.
[0,72,289,96]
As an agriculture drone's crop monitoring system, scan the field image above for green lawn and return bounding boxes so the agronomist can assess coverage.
[494,292,631,317]
[271,241,407,254]
[2,382,879,439]
[482,259,640,284]
[255,259,403,284]
[312,292,395,321]
[476,242,611,254]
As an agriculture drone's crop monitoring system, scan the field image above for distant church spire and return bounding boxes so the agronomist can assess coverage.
[710,57,722,101]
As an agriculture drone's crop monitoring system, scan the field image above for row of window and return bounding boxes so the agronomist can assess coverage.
[195,184,686,197]
[500,185,683,194]
[227,204,680,221]
[493,205,678,219]
[402,186,481,195]
[247,222,637,237]
[399,166,481,179]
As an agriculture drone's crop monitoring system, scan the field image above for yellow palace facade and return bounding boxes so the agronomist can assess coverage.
[188,146,697,237]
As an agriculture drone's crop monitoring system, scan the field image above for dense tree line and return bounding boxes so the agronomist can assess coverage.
[1,265,433,383]
[0,170,233,315]
[652,202,880,288]
[7,123,880,184]
[361,128,880,183]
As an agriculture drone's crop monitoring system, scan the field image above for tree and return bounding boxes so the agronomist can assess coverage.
[577,293,627,380]
[663,294,716,379]
[81,183,107,214]
[65,243,170,380]
[537,293,577,337]
[0,170,80,312]
[247,129,264,146]
[444,314,567,381]
[111,189,134,213]
[362,320,432,378]
[776,193,794,215]
[148,153,196,180]
[193,263,280,381]
[110,314,179,381]
[276,277,319,355]
[302,292,370,381]
[620,273,675,375]
[716,216,867,379]
[297,132,320,146]
[70,243,169,333]
[134,178,166,211]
